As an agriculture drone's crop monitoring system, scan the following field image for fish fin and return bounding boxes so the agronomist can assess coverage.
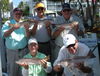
[43,55,50,61]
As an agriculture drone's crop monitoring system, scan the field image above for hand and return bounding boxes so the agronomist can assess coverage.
[33,20,39,25]
[58,26,65,31]
[70,21,79,29]
[44,20,51,28]
[74,62,84,69]
[9,23,20,29]
[29,19,38,25]
[24,23,30,30]
[53,64,62,72]
[14,24,21,29]
[40,59,47,68]
[18,62,29,69]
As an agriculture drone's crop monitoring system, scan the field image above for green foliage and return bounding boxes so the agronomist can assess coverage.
[18,1,29,16]
[18,1,24,8]
[23,6,30,16]
[0,0,10,12]
[2,18,9,24]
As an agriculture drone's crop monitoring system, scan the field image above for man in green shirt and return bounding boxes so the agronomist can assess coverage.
[18,37,52,76]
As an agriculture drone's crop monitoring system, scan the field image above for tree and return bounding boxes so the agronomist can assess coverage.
[18,1,24,8]
[0,0,10,18]
[23,5,30,16]
[18,1,29,16]
[0,0,2,24]
[1,0,10,12]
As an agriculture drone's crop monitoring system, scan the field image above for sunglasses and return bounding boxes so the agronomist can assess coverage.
[37,7,45,11]
[62,9,71,12]
[15,13,23,15]
[67,44,75,48]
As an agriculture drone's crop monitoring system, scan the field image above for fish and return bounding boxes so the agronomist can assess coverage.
[16,56,50,65]
[54,21,79,29]
[8,19,52,27]
[58,56,91,66]
[8,20,35,27]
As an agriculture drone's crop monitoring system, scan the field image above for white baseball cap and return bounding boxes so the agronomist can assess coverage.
[28,37,38,45]
[63,34,76,47]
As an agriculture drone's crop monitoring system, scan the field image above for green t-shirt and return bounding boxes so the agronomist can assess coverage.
[23,52,48,76]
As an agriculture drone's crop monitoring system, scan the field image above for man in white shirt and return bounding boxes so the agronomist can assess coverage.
[52,3,85,63]
[53,34,95,76]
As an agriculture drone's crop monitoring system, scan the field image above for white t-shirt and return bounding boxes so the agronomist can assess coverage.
[54,42,95,76]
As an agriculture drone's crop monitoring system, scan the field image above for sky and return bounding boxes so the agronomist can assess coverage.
[12,0,22,8]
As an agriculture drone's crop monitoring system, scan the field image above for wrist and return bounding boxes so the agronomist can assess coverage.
[11,27,15,31]
[46,26,50,29]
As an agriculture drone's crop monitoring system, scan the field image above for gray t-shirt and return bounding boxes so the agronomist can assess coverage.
[53,15,85,47]
[53,42,95,76]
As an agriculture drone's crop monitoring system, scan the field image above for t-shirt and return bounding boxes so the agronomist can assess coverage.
[22,52,52,76]
[54,42,95,76]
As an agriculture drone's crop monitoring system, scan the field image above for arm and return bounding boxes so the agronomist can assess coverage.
[30,20,38,35]
[3,27,15,37]
[22,68,28,76]
[77,18,85,36]
[3,23,20,37]
[24,23,31,37]
[72,15,85,36]
[52,26,65,39]
[40,59,52,73]
[45,20,52,37]
[44,62,52,73]
[53,47,66,72]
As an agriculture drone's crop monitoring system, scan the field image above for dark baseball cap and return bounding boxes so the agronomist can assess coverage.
[62,3,71,10]
[13,8,23,13]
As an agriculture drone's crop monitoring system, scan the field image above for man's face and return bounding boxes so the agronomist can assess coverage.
[61,9,72,19]
[13,11,23,20]
[67,44,77,54]
[36,7,45,15]
[28,43,39,56]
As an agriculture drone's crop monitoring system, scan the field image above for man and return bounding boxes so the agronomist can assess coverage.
[52,3,85,62]
[19,37,52,76]
[53,34,95,76]
[1,8,30,76]
[30,2,53,56]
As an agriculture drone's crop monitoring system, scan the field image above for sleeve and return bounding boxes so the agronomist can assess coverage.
[73,15,85,32]
[77,18,85,32]
[78,43,90,56]
[53,47,67,66]
[40,53,52,73]
[44,62,52,73]
[1,21,11,37]
[52,16,63,34]
[81,43,96,72]
[22,68,28,76]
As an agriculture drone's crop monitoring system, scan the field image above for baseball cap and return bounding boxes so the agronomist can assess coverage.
[13,8,23,13]
[62,3,71,10]
[28,37,38,45]
[63,34,76,47]
[34,2,45,9]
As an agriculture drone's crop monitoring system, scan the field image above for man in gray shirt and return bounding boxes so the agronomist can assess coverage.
[52,3,85,62]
